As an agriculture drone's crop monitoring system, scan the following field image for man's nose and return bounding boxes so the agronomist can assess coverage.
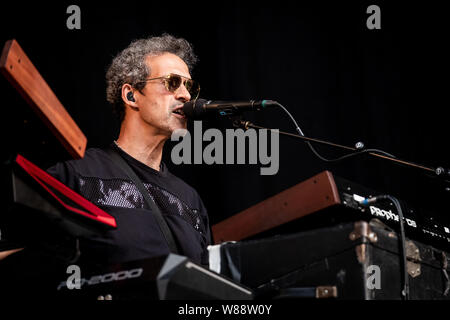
[174,82,191,102]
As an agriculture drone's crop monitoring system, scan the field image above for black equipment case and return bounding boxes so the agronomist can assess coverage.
[217,220,450,300]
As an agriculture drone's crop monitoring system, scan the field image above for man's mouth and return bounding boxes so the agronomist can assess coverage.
[172,105,186,118]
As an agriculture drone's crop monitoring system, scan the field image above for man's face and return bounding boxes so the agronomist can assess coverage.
[135,53,192,137]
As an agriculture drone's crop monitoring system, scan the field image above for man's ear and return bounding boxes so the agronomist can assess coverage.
[121,84,139,110]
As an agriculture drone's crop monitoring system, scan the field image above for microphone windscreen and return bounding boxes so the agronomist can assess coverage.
[183,99,208,119]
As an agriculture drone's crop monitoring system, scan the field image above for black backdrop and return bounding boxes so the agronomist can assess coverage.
[1,1,449,228]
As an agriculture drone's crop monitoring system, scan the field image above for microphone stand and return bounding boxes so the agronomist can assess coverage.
[233,119,450,185]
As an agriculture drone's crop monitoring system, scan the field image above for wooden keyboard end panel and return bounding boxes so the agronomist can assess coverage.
[0,39,87,159]
[212,171,341,243]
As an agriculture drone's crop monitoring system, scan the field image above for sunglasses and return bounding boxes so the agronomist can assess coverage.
[136,73,200,100]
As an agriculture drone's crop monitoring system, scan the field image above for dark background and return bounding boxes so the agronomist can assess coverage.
[1,1,449,229]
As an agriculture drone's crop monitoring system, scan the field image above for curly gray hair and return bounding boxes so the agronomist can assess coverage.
[106,34,198,122]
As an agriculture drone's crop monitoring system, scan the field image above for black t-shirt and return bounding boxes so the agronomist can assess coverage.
[47,142,211,267]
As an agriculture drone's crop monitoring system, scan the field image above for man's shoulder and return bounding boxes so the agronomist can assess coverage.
[68,147,112,172]
[49,146,117,179]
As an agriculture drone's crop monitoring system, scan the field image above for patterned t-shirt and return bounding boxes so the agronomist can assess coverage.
[47,142,211,267]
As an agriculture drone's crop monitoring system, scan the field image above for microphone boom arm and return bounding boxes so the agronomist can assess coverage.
[233,119,450,182]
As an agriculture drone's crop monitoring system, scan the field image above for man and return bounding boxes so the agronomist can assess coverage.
[47,34,211,267]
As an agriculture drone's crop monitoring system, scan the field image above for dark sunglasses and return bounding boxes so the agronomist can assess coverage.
[136,73,200,100]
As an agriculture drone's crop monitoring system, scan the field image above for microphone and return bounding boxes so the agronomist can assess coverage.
[182,98,278,119]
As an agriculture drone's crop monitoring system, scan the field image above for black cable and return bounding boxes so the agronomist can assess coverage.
[275,102,398,162]
[359,195,410,300]
[385,195,410,300]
